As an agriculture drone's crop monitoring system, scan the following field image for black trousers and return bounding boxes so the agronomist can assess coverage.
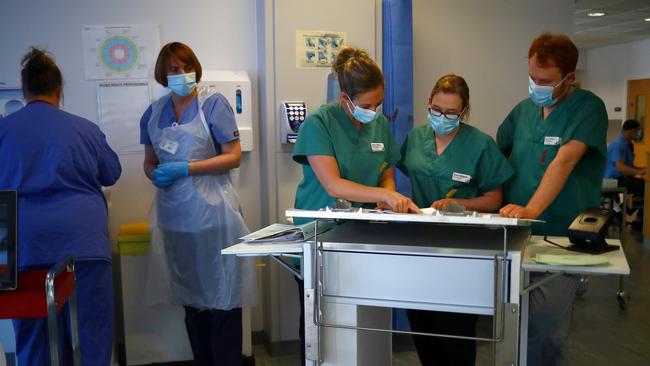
[184,306,242,366]
[295,276,306,366]
[618,176,645,198]
[407,309,478,366]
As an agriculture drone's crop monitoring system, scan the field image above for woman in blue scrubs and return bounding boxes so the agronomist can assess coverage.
[398,74,512,366]
[140,42,250,365]
[0,48,121,365]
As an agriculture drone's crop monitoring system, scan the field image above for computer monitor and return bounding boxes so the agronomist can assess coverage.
[0,190,17,290]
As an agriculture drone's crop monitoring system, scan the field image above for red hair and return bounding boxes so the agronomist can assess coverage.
[528,33,578,76]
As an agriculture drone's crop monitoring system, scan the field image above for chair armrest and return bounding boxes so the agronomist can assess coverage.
[45,257,74,300]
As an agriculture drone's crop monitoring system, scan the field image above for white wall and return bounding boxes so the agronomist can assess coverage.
[0,0,262,234]
[257,0,382,344]
[580,38,650,121]
[0,0,264,355]
[413,0,574,137]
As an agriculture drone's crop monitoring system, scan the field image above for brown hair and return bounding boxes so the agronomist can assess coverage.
[528,33,578,77]
[20,47,62,99]
[154,42,202,87]
[430,74,470,116]
[332,47,384,99]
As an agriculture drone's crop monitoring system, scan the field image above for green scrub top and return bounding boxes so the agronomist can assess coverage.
[398,123,513,208]
[293,102,400,218]
[497,88,608,236]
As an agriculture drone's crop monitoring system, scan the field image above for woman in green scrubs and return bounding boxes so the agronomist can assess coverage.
[293,47,419,216]
[398,74,512,366]
[292,47,419,365]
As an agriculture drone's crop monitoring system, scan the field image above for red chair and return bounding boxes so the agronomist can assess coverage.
[0,257,81,366]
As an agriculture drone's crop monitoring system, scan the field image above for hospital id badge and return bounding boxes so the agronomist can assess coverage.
[452,172,471,183]
[159,138,179,155]
[371,142,385,152]
[544,136,561,146]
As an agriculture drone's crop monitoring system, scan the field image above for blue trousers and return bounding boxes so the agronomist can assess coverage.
[13,260,114,366]
[184,306,242,366]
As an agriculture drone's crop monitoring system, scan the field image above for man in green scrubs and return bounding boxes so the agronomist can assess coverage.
[497,33,608,366]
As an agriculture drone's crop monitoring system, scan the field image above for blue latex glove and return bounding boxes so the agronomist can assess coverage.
[151,170,174,188]
[152,161,189,188]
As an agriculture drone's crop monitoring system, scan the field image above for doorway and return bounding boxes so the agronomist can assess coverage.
[628,78,650,238]
[628,78,650,167]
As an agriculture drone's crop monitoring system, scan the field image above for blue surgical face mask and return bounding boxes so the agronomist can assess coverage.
[167,72,197,97]
[345,95,381,124]
[428,111,460,136]
[528,75,568,107]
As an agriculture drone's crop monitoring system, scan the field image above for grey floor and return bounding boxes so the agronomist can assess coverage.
[253,228,650,366]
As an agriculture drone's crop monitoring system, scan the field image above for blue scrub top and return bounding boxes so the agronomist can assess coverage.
[604,134,634,179]
[0,102,121,269]
[139,92,240,154]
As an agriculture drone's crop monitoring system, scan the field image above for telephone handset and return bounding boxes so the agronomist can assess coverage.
[567,207,619,254]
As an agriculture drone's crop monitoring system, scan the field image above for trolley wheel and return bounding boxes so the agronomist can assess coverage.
[617,293,627,310]
[576,276,589,298]
[242,355,256,366]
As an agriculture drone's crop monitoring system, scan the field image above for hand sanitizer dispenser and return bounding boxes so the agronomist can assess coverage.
[198,71,254,151]
[280,101,307,144]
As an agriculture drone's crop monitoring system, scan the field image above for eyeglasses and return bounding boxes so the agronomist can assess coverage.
[428,107,461,120]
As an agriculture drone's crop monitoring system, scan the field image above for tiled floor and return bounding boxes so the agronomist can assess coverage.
[253,228,650,365]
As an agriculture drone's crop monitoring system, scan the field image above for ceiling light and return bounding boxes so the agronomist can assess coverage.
[587,12,606,17]
[645,18,650,22]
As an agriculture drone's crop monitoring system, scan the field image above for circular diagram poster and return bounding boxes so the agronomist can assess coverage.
[83,24,160,80]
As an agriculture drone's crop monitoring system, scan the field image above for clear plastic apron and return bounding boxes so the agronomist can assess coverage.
[143,92,255,310]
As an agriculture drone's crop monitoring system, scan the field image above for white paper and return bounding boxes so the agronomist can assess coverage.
[296,30,347,69]
[239,224,306,243]
[97,80,151,155]
[83,24,160,80]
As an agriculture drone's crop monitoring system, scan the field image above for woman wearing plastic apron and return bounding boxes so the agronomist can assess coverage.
[141,42,253,366]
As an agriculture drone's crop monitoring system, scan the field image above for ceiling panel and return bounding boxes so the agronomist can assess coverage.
[574,0,650,47]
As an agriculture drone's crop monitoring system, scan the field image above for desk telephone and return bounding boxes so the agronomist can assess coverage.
[567,207,619,254]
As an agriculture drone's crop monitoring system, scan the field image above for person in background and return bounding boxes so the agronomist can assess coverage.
[0,47,121,365]
[605,119,645,227]
[497,33,608,365]
[291,47,419,364]
[398,74,512,366]
[140,42,252,366]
